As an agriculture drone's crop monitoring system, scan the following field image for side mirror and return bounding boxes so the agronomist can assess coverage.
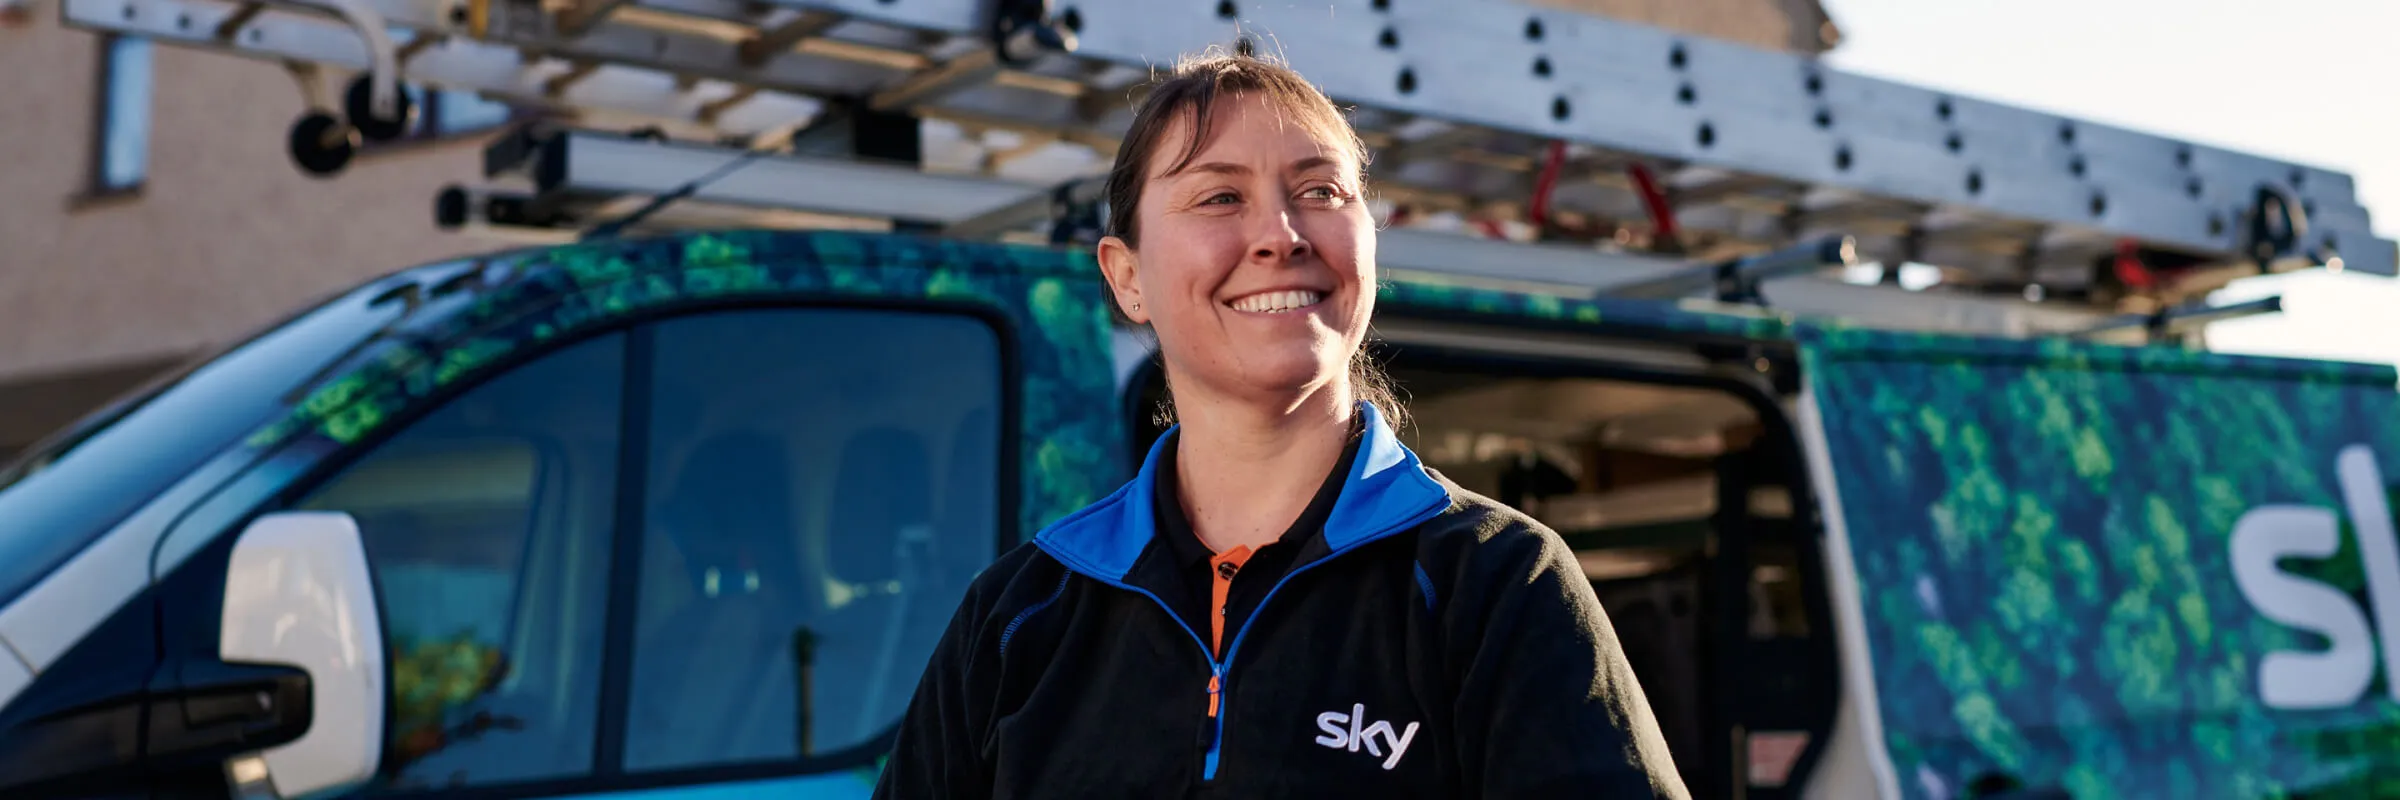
[218,511,386,798]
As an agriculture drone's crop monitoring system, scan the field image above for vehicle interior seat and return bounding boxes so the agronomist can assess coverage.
[624,431,815,770]
[807,424,940,754]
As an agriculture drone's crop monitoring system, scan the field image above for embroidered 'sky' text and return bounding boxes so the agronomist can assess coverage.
[1314,704,1420,770]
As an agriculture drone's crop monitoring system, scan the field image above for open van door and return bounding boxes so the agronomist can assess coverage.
[1793,325,2400,799]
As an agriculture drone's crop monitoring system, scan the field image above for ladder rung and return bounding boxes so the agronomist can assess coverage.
[738,9,836,65]
[543,59,601,96]
[695,83,759,121]
[474,0,896,99]
[212,1,261,38]
[557,0,636,36]
[870,47,1000,112]
[63,0,826,133]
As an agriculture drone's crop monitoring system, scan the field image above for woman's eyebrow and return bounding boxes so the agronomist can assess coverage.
[1166,162,1251,179]
[1165,157,1341,179]
[1289,156,1339,173]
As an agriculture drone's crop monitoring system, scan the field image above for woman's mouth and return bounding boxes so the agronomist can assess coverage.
[1228,290,1326,314]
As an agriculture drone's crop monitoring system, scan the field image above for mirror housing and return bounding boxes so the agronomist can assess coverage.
[218,511,386,798]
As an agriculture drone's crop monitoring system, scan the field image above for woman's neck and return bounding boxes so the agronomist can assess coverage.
[1171,381,1358,554]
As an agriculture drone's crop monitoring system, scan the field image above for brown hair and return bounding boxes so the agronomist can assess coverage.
[1103,49,1407,432]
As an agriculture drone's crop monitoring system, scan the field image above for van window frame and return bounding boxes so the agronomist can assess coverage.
[138,293,1026,799]
[600,300,1019,781]
[297,335,625,789]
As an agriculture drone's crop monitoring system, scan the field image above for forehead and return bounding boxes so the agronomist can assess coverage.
[1146,91,1356,179]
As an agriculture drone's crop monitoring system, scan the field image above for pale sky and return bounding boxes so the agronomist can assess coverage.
[1818,0,2400,371]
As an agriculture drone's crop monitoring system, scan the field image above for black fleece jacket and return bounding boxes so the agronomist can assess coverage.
[873,402,1689,798]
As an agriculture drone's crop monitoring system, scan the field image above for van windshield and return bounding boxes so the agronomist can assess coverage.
[0,265,458,608]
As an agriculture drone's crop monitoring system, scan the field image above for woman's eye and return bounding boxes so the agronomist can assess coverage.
[1300,185,1346,202]
[1201,192,1239,205]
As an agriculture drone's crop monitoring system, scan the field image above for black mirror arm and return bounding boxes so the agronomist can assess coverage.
[143,661,315,771]
[0,662,308,798]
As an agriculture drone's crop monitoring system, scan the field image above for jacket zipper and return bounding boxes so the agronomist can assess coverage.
[1194,495,1450,781]
[1094,582,1221,723]
[1044,493,1449,784]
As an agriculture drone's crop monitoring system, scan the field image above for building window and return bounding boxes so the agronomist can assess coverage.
[90,34,152,195]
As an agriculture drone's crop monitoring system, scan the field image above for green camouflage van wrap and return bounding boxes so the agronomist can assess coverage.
[1376,280,1798,341]
[248,229,1125,540]
[1801,326,2400,798]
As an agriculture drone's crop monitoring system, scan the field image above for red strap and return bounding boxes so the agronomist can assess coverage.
[2113,237,2157,290]
[1530,140,1567,227]
[1627,162,1681,245]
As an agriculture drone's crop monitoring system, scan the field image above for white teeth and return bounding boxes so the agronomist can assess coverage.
[1230,290,1324,313]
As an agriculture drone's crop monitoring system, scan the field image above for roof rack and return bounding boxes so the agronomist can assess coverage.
[427,124,2193,339]
[60,0,2388,335]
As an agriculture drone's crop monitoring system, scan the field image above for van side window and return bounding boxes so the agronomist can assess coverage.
[624,307,1003,772]
[293,333,626,791]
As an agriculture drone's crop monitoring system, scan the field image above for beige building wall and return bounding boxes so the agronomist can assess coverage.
[0,9,499,456]
[0,0,1834,459]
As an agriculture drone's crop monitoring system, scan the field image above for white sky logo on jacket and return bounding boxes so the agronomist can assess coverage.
[1314,704,1421,770]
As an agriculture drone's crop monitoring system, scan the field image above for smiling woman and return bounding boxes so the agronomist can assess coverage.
[1097,53,1403,434]
[874,50,1690,799]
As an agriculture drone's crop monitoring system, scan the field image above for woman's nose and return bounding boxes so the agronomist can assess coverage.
[1248,207,1313,262]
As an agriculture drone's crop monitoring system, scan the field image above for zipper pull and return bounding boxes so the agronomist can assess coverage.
[1201,665,1229,781]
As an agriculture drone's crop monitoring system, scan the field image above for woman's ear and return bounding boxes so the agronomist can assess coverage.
[1096,235,1148,324]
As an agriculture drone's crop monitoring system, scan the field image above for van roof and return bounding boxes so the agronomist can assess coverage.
[245,226,1801,442]
[422,226,1808,339]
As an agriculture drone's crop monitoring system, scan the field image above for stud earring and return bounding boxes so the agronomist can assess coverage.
[1131,302,1141,311]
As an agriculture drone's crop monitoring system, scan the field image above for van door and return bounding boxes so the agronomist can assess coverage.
[1794,325,2400,799]
[0,232,1125,798]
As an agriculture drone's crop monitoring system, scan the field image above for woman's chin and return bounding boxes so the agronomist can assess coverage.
[1226,356,1351,406]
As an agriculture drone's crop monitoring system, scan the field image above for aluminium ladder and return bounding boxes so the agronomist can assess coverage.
[55,0,2394,338]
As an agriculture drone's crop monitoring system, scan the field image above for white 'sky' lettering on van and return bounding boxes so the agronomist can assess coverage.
[2231,445,2400,710]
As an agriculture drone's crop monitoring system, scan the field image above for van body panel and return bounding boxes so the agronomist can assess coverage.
[1796,324,2400,798]
[1375,279,1798,345]
[0,494,155,678]
[3,438,297,689]
[1368,316,1720,375]
[0,642,27,710]
[1792,389,1906,800]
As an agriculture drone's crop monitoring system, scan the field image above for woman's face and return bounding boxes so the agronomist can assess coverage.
[1098,92,1377,413]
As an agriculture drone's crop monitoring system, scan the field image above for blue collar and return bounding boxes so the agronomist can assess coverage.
[1034,401,1451,584]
